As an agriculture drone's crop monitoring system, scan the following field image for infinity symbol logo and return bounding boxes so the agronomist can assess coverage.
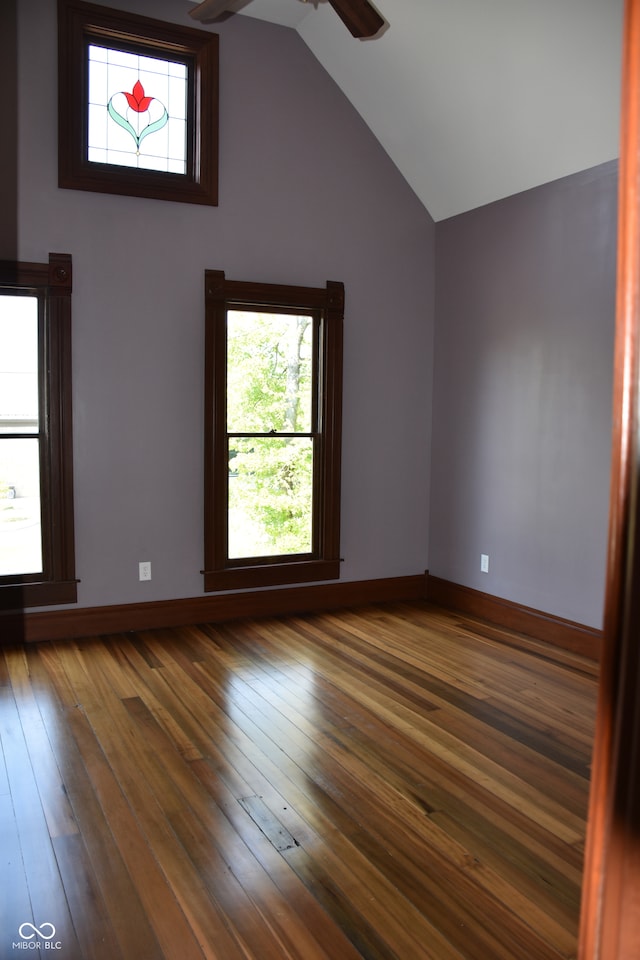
[18,922,56,940]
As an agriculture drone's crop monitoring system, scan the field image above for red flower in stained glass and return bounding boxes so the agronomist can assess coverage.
[124,80,153,112]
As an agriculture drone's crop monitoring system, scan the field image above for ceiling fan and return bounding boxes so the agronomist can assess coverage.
[188,0,385,39]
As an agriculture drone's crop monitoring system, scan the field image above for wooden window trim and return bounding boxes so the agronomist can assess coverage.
[58,0,218,206]
[203,271,343,592]
[0,254,77,607]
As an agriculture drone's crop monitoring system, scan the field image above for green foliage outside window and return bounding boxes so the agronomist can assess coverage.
[227,311,315,558]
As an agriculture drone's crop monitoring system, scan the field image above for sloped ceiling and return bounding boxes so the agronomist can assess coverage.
[191,0,624,221]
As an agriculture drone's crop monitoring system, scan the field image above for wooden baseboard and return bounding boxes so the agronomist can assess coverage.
[425,573,602,661]
[8,571,602,659]
[14,574,428,643]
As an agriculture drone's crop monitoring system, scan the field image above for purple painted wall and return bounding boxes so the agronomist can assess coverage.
[16,0,435,610]
[430,162,617,629]
[0,0,17,260]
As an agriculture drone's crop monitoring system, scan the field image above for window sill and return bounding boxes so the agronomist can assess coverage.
[203,559,341,592]
[1,580,79,608]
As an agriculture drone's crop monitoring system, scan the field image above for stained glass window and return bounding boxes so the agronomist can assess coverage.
[58,0,218,205]
[87,45,188,174]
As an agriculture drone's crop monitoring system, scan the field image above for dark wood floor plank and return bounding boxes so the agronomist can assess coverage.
[0,649,11,688]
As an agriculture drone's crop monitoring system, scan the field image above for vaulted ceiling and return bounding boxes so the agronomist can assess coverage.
[188,0,623,221]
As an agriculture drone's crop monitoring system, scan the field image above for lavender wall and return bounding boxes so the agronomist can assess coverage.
[430,162,617,629]
[17,0,435,610]
[0,0,17,260]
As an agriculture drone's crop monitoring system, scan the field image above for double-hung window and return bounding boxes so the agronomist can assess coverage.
[0,254,76,606]
[203,271,343,591]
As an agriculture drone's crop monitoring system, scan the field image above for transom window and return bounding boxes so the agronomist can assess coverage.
[87,44,188,174]
[58,0,218,205]
[203,272,343,591]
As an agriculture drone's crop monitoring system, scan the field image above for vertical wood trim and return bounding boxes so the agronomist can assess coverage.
[203,269,227,576]
[322,280,344,563]
[579,0,640,955]
[48,254,76,587]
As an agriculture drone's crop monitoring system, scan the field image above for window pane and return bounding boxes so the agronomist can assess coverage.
[0,438,42,575]
[228,437,313,559]
[87,44,188,174]
[0,295,39,434]
[227,311,313,433]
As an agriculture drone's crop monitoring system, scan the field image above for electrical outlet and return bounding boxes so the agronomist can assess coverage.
[139,561,152,581]
[480,554,489,574]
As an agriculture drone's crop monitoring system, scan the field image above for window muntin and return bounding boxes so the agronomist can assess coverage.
[204,272,343,591]
[0,255,76,607]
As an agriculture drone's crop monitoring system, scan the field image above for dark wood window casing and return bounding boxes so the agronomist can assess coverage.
[203,271,343,592]
[58,0,218,206]
[0,254,77,607]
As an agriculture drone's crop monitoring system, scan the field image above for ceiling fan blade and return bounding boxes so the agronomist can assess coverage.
[189,0,232,22]
[326,0,384,38]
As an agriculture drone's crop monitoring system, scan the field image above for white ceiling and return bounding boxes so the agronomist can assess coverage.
[192,0,624,221]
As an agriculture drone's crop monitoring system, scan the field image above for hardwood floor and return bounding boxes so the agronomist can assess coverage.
[0,601,598,960]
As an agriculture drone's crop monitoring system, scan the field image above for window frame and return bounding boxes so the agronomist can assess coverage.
[0,254,77,607]
[58,0,218,206]
[203,271,343,591]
